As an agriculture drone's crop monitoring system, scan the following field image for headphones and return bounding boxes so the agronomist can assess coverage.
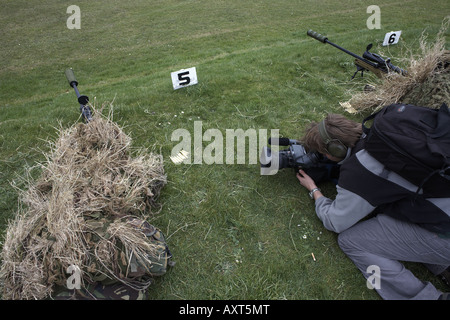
[318,119,348,159]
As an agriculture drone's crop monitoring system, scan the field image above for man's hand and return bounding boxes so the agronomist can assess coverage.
[296,169,317,191]
[297,169,324,201]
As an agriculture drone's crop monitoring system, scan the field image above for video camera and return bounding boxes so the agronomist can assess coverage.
[260,138,340,183]
[260,138,322,171]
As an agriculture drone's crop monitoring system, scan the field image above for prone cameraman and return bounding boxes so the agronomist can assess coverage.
[296,113,450,300]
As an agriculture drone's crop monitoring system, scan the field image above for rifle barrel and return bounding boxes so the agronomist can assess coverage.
[327,41,378,68]
[65,68,92,123]
[307,30,378,69]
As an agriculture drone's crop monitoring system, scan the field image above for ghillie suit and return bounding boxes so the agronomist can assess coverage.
[0,111,171,300]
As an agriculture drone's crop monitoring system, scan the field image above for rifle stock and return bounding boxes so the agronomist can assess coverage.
[354,59,384,78]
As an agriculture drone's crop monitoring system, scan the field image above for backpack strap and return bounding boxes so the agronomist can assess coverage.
[415,166,450,198]
[432,103,450,139]
[361,109,380,135]
[422,103,450,192]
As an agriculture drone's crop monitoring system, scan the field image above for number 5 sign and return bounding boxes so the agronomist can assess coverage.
[383,31,402,46]
[171,67,198,90]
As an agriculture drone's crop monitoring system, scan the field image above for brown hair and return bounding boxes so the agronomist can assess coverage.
[300,114,362,154]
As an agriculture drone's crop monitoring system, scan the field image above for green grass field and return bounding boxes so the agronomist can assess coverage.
[1,0,449,300]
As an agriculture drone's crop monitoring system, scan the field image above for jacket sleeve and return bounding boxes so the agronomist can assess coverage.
[314,185,376,233]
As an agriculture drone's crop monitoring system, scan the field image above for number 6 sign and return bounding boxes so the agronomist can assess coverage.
[171,67,198,90]
[383,31,402,46]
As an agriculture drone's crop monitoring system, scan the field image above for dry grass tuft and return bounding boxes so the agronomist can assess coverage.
[347,17,449,113]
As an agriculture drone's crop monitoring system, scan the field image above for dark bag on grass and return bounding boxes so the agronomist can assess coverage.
[362,103,450,197]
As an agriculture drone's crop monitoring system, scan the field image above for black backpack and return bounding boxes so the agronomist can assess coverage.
[362,103,450,198]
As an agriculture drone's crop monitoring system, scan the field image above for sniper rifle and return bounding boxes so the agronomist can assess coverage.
[307,30,407,79]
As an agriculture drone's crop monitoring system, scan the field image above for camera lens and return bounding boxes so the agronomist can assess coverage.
[259,146,289,170]
[278,150,289,169]
[260,146,272,168]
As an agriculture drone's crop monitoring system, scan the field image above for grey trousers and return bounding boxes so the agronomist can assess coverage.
[338,214,450,300]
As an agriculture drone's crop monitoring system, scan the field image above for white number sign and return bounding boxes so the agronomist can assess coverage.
[382,31,402,46]
[171,67,198,90]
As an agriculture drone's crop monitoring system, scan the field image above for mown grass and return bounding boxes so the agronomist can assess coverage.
[1,0,449,299]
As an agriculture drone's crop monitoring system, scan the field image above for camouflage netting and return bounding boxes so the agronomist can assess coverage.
[0,108,167,300]
[344,17,449,113]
